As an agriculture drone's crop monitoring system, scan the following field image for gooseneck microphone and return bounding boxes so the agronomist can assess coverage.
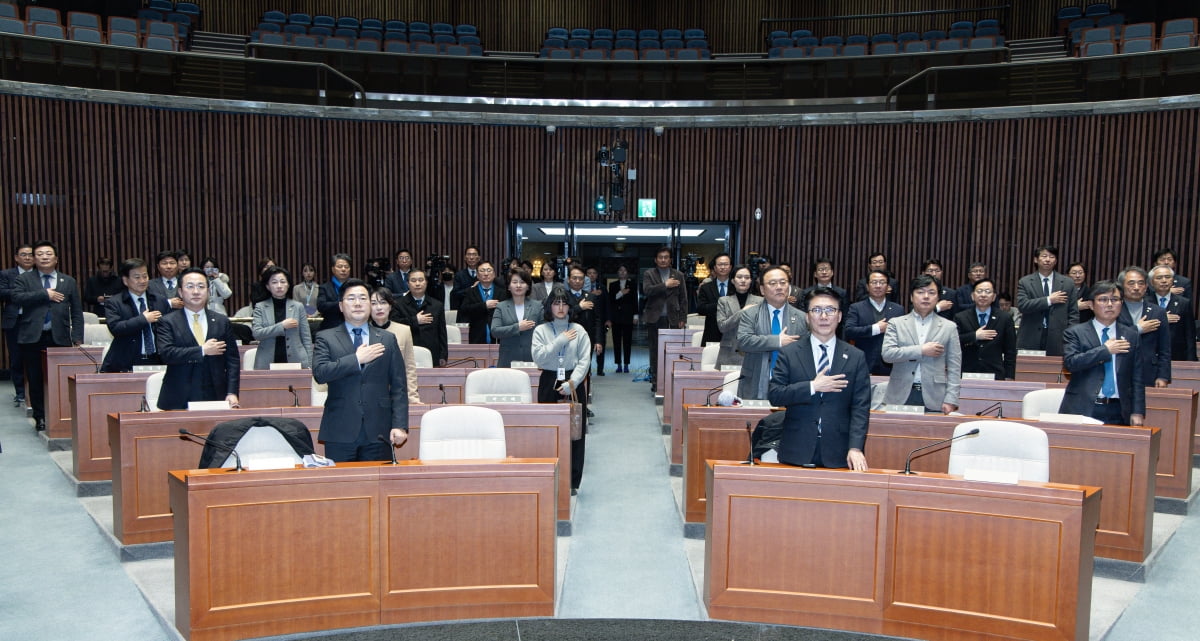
[377,434,398,465]
[178,428,243,471]
[438,383,447,404]
[139,394,150,413]
[444,358,480,368]
[901,428,980,475]
[745,420,755,465]
[974,402,1003,418]
[77,343,101,373]
[678,354,696,371]
[287,384,300,407]
[705,375,747,406]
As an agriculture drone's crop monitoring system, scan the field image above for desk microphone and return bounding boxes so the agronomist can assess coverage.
[974,402,1003,418]
[444,358,480,368]
[745,420,754,465]
[678,355,695,371]
[77,343,100,373]
[705,375,747,406]
[178,428,243,471]
[139,394,150,413]
[438,383,447,404]
[901,428,980,475]
[377,434,399,465]
[287,385,300,407]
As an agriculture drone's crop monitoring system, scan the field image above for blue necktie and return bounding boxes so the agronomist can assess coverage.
[1101,327,1116,398]
[770,309,781,376]
[138,297,155,355]
[979,313,987,327]
[42,274,52,328]
[1160,296,1168,309]
[719,282,726,296]
[482,286,493,342]
[352,327,363,348]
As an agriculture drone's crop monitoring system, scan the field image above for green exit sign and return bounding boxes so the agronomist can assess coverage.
[637,198,657,219]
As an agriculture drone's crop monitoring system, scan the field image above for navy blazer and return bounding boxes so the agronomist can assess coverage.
[395,293,448,363]
[11,270,84,346]
[312,324,409,444]
[695,279,733,344]
[1060,321,1144,424]
[954,307,1017,380]
[100,290,172,372]
[0,266,27,330]
[155,308,241,410]
[1118,301,1172,385]
[843,298,904,375]
[768,337,870,468]
[316,280,345,330]
[459,283,508,344]
[1159,294,1197,361]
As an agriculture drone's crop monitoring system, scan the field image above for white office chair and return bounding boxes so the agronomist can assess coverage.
[1021,389,1065,419]
[222,426,303,469]
[446,325,462,344]
[413,345,434,368]
[310,378,327,407]
[242,348,257,370]
[444,309,458,325]
[82,311,100,325]
[463,368,533,403]
[418,406,507,460]
[233,306,252,319]
[100,343,111,365]
[690,331,704,347]
[947,420,1050,483]
[84,324,112,345]
[145,372,165,412]
[721,369,741,392]
[700,344,720,370]
[686,313,705,328]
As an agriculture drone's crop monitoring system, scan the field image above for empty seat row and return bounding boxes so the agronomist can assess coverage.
[538,47,711,60]
[547,27,705,41]
[769,36,1003,58]
[261,12,473,36]
[1057,3,1115,22]
[545,37,708,51]
[767,24,1004,52]
[255,33,482,56]
[254,23,480,45]
[1081,34,1197,57]
[0,17,179,51]
[1075,19,1199,56]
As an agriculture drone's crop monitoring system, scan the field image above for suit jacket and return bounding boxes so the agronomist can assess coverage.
[642,267,688,326]
[853,275,899,303]
[1158,294,1197,361]
[459,283,508,344]
[843,298,904,375]
[736,302,809,400]
[312,324,408,443]
[954,307,1017,380]
[0,266,30,329]
[696,279,734,344]
[881,312,962,409]
[491,298,543,367]
[146,277,178,302]
[156,308,241,410]
[606,278,638,324]
[530,280,562,303]
[567,289,606,347]
[1060,321,1144,423]
[395,293,448,363]
[1119,301,1172,385]
[316,280,344,330]
[11,270,84,346]
[768,337,870,468]
[1016,271,1078,356]
[99,290,172,372]
[715,293,762,368]
[384,270,410,295]
[451,267,477,310]
[251,298,313,369]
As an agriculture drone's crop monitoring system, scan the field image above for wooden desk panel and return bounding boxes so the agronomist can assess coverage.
[1169,361,1200,453]
[1015,354,1067,384]
[445,344,499,368]
[667,371,734,465]
[683,406,773,523]
[45,346,104,439]
[1143,387,1196,498]
[655,328,699,394]
[170,460,556,641]
[705,463,1099,641]
[660,345,706,427]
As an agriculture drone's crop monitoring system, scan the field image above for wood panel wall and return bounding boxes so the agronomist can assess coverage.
[0,92,1196,311]
[207,1,1098,52]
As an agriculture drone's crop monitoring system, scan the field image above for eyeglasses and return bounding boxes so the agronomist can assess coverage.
[1094,297,1122,305]
[974,289,994,295]
[764,279,789,288]
[809,306,840,316]
[343,295,369,303]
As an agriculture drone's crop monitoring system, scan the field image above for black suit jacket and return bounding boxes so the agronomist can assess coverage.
[0,266,28,330]
[11,270,84,346]
[843,298,904,375]
[696,279,733,344]
[1119,301,1172,385]
[459,283,508,344]
[395,293,448,363]
[312,324,408,443]
[316,280,344,330]
[1159,294,1197,361]
[451,267,477,310]
[100,290,172,372]
[1060,321,1144,423]
[853,275,899,303]
[567,289,606,347]
[155,308,241,410]
[954,308,1017,380]
[607,278,638,324]
[384,270,410,295]
[1016,271,1078,356]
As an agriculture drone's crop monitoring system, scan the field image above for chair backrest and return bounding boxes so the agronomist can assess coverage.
[968,36,997,49]
[26,6,59,24]
[873,42,898,55]
[846,34,869,44]
[443,309,458,324]
[0,15,24,33]
[324,36,349,49]
[700,344,720,370]
[418,406,507,460]
[903,40,929,53]
[84,324,112,344]
[146,371,165,412]
[222,425,303,468]
[935,38,962,51]
[464,368,533,403]
[71,26,102,43]
[33,22,64,38]
[690,330,704,346]
[241,348,257,370]
[1121,22,1154,40]
[1021,388,1065,419]
[842,43,867,56]
[1082,40,1115,56]
[445,325,462,344]
[686,313,705,328]
[0,2,15,19]
[67,11,100,29]
[1121,38,1154,54]
[108,31,138,47]
[1162,18,1197,36]
[412,345,433,368]
[144,34,176,51]
[310,378,327,406]
[611,47,637,60]
[1158,34,1193,50]
[947,420,1050,482]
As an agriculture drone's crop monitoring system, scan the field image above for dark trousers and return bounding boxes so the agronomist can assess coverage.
[5,328,24,398]
[538,369,586,489]
[647,317,669,383]
[20,331,57,420]
[611,322,633,366]
[1090,399,1126,425]
[322,425,391,462]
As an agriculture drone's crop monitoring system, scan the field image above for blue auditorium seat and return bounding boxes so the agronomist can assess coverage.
[590,38,611,49]
[108,31,138,47]
[872,42,898,55]
[846,34,869,45]
[259,32,285,45]
[309,26,332,37]
[336,17,359,30]
[31,23,63,39]
[780,46,806,58]
[262,10,286,25]
[149,0,173,11]
[968,36,997,49]
[638,39,659,49]
[950,21,973,31]
[27,6,61,24]
[144,34,176,51]
[663,38,684,49]
[456,24,477,35]
[1162,18,1197,37]
[579,48,606,60]
[611,47,636,60]
[312,15,335,28]
[594,28,613,40]
[67,11,100,29]
[638,29,658,40]
[820,35,843,46]
[0,15,23,33]
[842,43,867,56]
[935,38,962,51]
[459,35,481,45]
[641,48,667,60]
[289,13,311,26]
[360,28,382,41]
[870,33,894,44]
[409,21,430,33]
[432,22,453,35]
[1158,34,1194,50]
[674,48,700,60]
[903,41,929,53]
[1120,38,1153,53]
[294,35,318,48]
[356,38,379,51]
[897,31,920,43]
[790,29,812,39]
[385,40,409,53]
[570,28,590,39]
[1121,23,1154,40]
[323,37,349,50]
[385,20,405,32]
[1084,4,1111,18]
[795,36,818,48]
[69,26,101,43]
[434,33,456,45]
[810,45,836,57]
[361,18,383,31]
[615,29,636,40]
[922,30,947,41]
[662,29,682,40]
[685,39,707,49]
[684,29,705,40]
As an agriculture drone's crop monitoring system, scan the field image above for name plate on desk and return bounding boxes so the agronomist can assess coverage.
[720,365,741,372]
[269,362,302,370]
[1018,349,1047,356]
[132,365,167,372]
[511,361,537,369]
[187,400,232,411]
[881,404,925,414]
[741,399,774,408]
[962,372,995,380]
[481,394,524,403]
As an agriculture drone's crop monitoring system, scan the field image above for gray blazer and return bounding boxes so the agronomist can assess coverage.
[881,312,962,409]
[715,293,762,368]
[736,302,808,400]
[491,298,543,367]
[251,298,313,369]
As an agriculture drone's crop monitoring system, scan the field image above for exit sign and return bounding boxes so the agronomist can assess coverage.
[637,198,657,219]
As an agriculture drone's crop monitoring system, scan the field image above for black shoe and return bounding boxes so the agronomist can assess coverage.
[34,418,46,432]
[586,409,595,418]
[570,488,578,496]
[597,370,605,376]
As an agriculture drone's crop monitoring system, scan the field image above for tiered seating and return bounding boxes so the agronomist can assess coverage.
[1056,3,1117,34]
[0,2,187,51]
[252,11,482,55]
[1077,17,1197,56]
[538,27,710,59]
[767,19,1004,58]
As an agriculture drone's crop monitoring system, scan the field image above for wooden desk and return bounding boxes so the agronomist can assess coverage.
[655,328,699,394]
[706,463,1099,641]
[445,343,499,368]
[413,367,539,405]
[683,408,1156,562]
[171,459,556,641]
[1168,360,1200,453]
[1015,353,1066,383]
[44,346,104,439]
[71,370,316,482]
[667,371,739,466]
[659,343,705,420]
[109,403,577,544]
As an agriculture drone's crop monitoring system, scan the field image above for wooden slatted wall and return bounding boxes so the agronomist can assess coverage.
[208,1,1088,52]
[1,93,1195,310]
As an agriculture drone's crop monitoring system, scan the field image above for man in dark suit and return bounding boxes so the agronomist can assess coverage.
[83,257,123,316]
[383,248,413,295]
[922,259,957,320]
[844,270,904,375]
[313,278,409,462]
[1152,248,1193,307]
[146,250,184,310]
[0,243,34,406]
[798,257,848,306]
[643,247,689,392]
[1016,244,1078,356]
[450,245,482,310]
[768,287,870,470]
[606,264,638,373]
[853,252,899,303]
[11,241,85,430]
[458,261,507,344]
[155,269,241,411]
[100,258,172,372]
[395,269,448,366]
[1059,280,1145,426]
[954,278,1017,380]
[585,266,608,375]
[696,252,733,345]
[317,253,352,330]
[1150,265,1197,361]
[1118,266,1172,387]
[953,262,991,315]
[566,266,606,377]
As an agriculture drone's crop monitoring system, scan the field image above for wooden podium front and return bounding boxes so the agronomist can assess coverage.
[170,459,557,641]
[705,462,1099,641]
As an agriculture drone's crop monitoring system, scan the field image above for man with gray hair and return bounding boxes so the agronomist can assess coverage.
[1149,264,1196,361]
[1118,266,1171,388]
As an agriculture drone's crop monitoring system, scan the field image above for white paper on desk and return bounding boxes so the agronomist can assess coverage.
[269,362,302,370]
[187,400,231,411]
